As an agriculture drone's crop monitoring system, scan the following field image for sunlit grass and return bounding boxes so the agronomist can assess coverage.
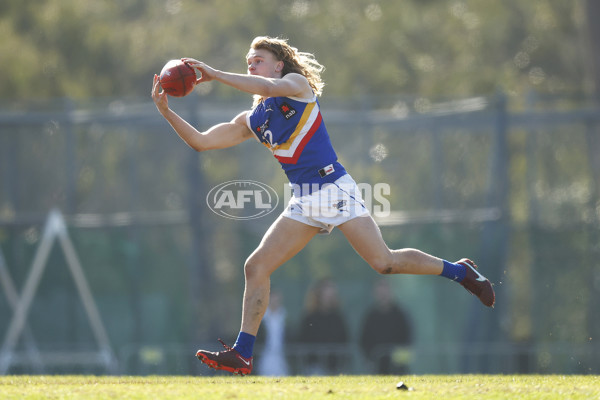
[0,375,599,399]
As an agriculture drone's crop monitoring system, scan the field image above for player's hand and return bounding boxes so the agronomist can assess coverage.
[181,58,218,84]
[152,74,169,115]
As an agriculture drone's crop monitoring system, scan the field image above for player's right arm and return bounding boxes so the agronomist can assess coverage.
[152,74,253,152]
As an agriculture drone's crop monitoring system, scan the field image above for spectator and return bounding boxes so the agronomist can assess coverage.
[297,278,348,375]
[360,280,413,374]
[257,291,289,376]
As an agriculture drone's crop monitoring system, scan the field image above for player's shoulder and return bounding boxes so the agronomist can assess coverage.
[282,73,313,100]
[282,72,308,83]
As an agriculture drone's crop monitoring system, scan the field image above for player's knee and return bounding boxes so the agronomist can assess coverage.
[370,257,394,275]
[243,257,259,280]
[243,255,269,281]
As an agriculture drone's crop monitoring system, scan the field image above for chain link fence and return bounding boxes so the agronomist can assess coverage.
[0,92,599,374]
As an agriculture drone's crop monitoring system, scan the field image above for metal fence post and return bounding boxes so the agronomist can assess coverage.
[462,92,510,372]
[185,95,217,373]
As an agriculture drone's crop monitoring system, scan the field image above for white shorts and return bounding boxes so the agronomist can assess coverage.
[281,174,370,234]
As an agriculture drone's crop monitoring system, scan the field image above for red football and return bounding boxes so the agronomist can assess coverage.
[159,60,197,97]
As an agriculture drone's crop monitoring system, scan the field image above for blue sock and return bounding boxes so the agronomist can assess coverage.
[232,331,256,359]
[440,260,467,282]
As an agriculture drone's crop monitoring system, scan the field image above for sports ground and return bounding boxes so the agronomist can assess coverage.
[1,375,598,399]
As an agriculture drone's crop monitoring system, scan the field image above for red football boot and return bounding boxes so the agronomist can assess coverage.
[196,339,253,375]
[456,258,495,307]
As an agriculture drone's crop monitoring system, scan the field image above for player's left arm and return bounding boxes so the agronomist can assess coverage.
[182,58,312,99]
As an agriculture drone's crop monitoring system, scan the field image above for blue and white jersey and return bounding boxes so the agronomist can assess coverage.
[246,94,346,192]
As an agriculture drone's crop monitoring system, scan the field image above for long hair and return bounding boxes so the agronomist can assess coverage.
[249,36,325,106]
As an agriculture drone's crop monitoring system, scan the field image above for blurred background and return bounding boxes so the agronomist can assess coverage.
[1,0,599,375]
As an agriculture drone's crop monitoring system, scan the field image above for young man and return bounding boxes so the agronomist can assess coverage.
[151,36,495,376]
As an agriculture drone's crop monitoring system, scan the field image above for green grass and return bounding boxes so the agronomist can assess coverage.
[1,375,599,399]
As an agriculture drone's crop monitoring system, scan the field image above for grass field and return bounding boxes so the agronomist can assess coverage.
[1,375,599,399]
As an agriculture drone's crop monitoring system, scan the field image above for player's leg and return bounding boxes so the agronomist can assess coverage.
[338,214,444,275]
[338,215,495,307]
[240,215,321,335]
[196,215,320,374]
